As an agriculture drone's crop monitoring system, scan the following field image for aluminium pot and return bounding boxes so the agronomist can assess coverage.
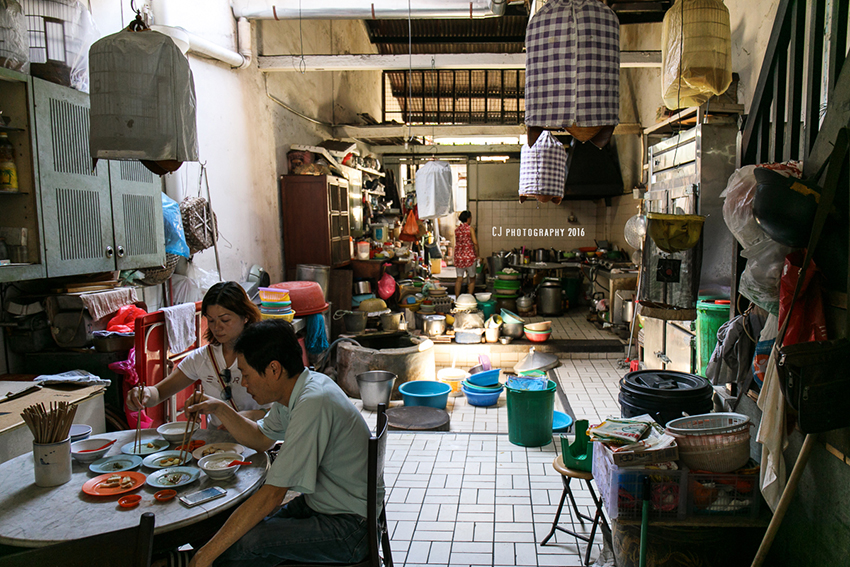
[516,295,534,311]
[537,279,563,316]
[422,315,446,337]
[353,280,372,295]
[533,248,550,263]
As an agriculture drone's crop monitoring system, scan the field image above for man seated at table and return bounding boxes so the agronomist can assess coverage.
[184,319,378,567]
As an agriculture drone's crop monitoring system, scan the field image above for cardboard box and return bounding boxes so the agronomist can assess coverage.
[606,443,679,467]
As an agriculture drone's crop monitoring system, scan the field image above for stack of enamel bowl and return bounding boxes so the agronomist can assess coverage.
[258,287,294,322]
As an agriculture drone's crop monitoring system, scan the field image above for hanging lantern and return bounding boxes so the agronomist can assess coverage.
[662,0,733,110]
[88,17,198,175]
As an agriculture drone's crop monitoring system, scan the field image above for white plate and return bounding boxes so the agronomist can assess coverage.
[121,438,170,455]
[146,466,201,489]
[89,455,143,474]
[193,443,245,461]
[143,450,193,469]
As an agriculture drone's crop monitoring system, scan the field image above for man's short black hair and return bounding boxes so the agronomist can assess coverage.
[459,210,472,223]
[234,319,305,379]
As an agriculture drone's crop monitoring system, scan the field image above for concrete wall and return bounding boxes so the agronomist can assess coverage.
[88,1,381,286]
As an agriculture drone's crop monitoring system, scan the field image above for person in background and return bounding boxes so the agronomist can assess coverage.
[184,319,377,567]
[126,281,269,427]
[453,210,479,297]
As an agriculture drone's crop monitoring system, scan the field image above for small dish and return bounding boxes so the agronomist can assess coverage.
[143,450,193,469]
[118,494,142,508]
[121,438,169,456]
[154,489,177,502]
[90,455,143,474]
[146,466,200,489]
[193,443,245,461]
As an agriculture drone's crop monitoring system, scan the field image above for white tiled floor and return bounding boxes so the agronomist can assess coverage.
[353,358,626,567]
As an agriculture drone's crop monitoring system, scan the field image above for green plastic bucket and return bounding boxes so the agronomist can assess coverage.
[561,278,581,307]
[506,379,557,447]
[696,300,729,377]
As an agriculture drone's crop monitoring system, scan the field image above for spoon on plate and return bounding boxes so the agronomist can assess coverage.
[79,439,117,453]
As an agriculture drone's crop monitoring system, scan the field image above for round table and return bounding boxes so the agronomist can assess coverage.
[0,429,268,549]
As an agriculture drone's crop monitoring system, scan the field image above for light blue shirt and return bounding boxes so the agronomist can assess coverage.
[258,369,381,518]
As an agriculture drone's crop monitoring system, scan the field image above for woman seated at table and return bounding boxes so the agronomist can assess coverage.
[126,281,269,426]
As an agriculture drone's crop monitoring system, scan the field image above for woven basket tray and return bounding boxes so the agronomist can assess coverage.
[140,253,179,286]
[180,197,218,255]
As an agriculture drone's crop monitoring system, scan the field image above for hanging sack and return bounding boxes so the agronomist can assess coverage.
[519,131,566,204]
[775,127,850,434]
[180,164,218,254]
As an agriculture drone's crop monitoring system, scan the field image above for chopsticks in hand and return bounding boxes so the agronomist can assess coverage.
[178,382,202,465]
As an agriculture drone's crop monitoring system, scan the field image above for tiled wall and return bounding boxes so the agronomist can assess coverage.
[597,194,640,252]
[473,200,599,257]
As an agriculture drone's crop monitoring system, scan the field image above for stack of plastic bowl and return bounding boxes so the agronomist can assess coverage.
[258,287,294,322]
[462,368,504,407]
[524,320,552,342]
[437,367,469,397]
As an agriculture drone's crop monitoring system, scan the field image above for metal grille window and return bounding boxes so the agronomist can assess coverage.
[44,18,65,62]
[383,69,524,125]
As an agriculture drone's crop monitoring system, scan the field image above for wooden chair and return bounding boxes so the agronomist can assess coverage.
[0,512,155,567]
[281,403,393,567]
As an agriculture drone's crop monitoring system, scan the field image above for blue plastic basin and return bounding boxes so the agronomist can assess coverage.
[462,385,503,407]
[467,368,501,387]
[398,380,452,409]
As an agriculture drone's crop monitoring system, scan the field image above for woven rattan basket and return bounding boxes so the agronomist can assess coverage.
[180,197,217,254]
[140,253,179,285]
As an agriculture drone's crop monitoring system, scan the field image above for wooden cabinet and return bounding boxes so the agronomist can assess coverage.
[280,174,350,276]
[33,77,164,278]
[0,69,164,282]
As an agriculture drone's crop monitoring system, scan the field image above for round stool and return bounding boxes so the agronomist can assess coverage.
[540,455,607,565]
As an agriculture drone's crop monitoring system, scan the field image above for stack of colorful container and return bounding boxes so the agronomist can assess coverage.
[258,287,294,322]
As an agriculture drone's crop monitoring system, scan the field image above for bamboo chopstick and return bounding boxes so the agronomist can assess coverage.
[20,401,78,444]
[134,382,144,453]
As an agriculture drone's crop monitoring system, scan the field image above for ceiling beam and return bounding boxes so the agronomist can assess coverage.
[370,35,528,45]
[259,51,662,72]
[380,144,523,155]
[332,123,643,139]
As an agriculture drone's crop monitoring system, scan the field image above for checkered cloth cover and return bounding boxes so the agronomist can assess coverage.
[525,0,620,129]
[519,131,566,198]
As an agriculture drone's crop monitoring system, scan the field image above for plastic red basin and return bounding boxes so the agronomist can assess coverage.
[271,281,328,315]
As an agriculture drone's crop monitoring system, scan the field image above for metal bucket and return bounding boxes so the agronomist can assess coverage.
[356,371,396,410]
[296,264,330,300]
[380,312,402,331]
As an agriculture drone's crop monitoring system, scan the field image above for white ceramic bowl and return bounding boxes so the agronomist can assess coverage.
[157,421,200,444]
[71,438,115,463]
[474,292,492,302]
[198,451,243,480]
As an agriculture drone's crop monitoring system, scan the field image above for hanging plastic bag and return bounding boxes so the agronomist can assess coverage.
[400,210,419,242]
[0,0,29,73]
[108,348,153,429]
[162,193,191,258]
[377,266,396,300]
[778,251,828,346]
[661,0,732,109]
[738,239,794,316]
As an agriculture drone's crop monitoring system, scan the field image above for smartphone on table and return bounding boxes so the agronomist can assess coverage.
[179,486,227,507]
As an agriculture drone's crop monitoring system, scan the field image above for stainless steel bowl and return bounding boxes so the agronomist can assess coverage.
[502,322,524,338]
[353,280,372,294]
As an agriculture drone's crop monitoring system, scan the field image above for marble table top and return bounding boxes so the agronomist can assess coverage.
[0,429,268,548]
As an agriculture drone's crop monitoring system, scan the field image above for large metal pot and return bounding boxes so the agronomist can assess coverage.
[295,264,330,300]
[533,248,550,263]
[537,279,563,316]
[353,280,371,295]
[422,314,446,337]
[486,252,509,276]
[516,295,534,311]
[506,250,522,266]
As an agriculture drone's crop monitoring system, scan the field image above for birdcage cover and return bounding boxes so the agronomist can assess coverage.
[89,29,198,163]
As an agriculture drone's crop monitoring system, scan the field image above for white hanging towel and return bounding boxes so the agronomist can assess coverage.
[415,161,454,220]
[756,314,786,512]
[162,303,197,354]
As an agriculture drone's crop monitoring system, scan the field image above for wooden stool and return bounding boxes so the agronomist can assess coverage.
[540,455,607,565]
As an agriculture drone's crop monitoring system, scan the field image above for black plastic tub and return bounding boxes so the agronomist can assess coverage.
[619,370,713,425]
